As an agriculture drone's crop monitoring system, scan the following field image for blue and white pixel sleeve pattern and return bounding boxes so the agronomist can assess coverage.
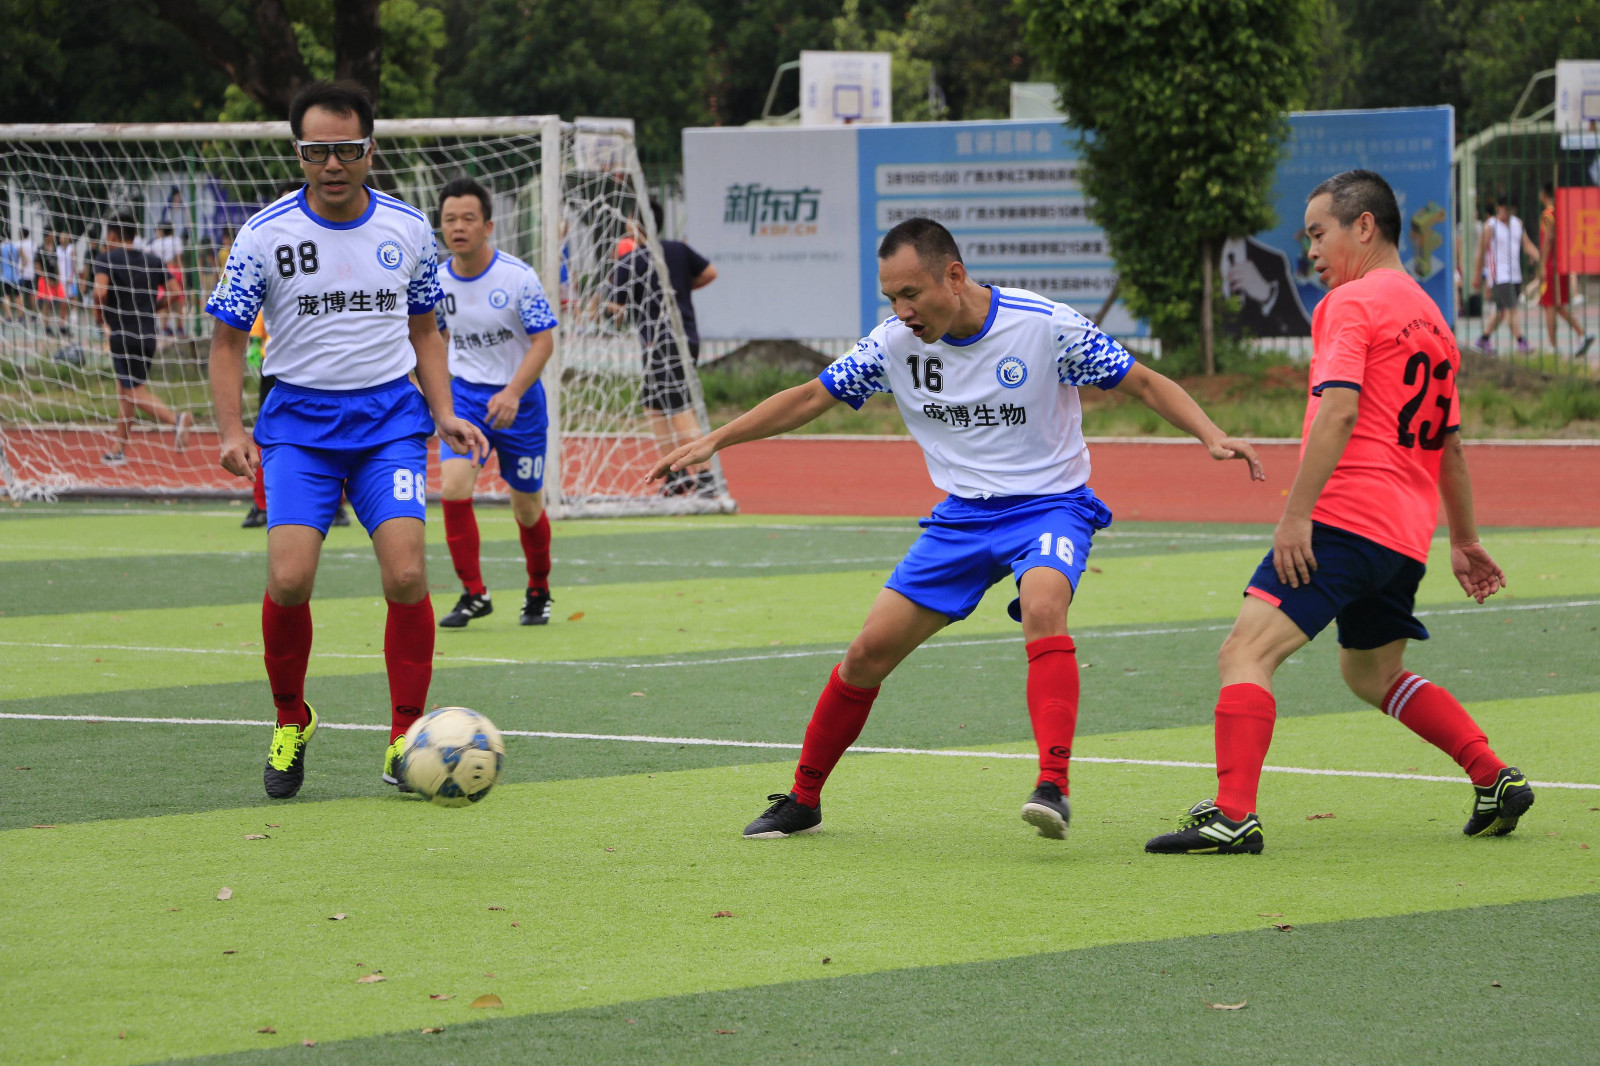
[434,302,448,333]
[819,321,895,410]
[406,229,444,315]
[1053,304,1134,390]
[205,226,267,331]
[519,270,558,335]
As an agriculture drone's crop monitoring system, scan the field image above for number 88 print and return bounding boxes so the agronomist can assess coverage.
[392,468,429,501]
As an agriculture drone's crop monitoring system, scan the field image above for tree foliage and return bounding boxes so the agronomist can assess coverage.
[1020,0,1319,348]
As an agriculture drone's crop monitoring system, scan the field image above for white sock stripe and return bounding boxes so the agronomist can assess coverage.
[1385,675,1429,719]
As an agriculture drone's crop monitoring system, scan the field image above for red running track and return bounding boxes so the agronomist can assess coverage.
[716,437,1600,527]
[6,426,1596,527]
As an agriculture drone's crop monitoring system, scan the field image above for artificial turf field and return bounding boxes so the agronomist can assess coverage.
[1,502,1596,1065]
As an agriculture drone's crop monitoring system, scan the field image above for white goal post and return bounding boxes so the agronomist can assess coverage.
[0,116,734,517]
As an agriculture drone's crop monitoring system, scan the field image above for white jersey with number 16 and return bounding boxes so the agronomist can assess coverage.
[206,186,443,391]
[819,286,1135,499]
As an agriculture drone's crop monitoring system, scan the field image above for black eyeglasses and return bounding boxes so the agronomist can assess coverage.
[295,139,371,164]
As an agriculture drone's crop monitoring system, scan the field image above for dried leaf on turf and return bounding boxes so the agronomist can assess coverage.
[1272,924,1294,932]
[243,834,270,840]
[328,913,347,921]
[266,823,280,828]
[1257,913,1283,917]
[422,1027,445,1034]
[117,1032,125,1040]
[223,950,238,955]
[1491,981,1502,987]
[716,1029,738,1035]
[30,825,55,829]
[487,906,505,911]
[356,973,386,984]
[257,1027,276,1034]
[429,994,454,1001]
[303,1040,317,1047]
[511,922,519,927]
[567,612,585,621]
[629,691,646,697]
[217,887,233,900]
[470,994,503,1009]
[1305,813,1335,820]
[713,911,735,918]
[1203,1000,1247,1010]
[821,957,831,964]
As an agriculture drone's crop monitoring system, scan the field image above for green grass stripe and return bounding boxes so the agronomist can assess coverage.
[2,699,1595,1065]
[3,530,1595,702]
[166,894,1600,1066]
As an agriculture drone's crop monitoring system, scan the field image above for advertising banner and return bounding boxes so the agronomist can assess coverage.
[1555,185,1600,275]
[1244,107,1454,334]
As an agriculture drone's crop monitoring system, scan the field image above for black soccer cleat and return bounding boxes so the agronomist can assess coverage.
[1020,782,1071,840]
[263,705,318,799]
[331,504,351,527]
[241,505,267,528]
[521,589,553,626]
[1463,766,1535,837]
[1145,799,1264,855]
[742,792,822,838]
[439,590,493,629]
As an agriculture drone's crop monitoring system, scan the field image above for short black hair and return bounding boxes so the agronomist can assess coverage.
[289,80,375,140]
[19,227,28,238]
[1307,169,1401,247]
[877,217,963,272]
[106,212,138,242]
[438,176,492,221]
[158,222,173,234]
[650,200,665,234]
[1543,181,1555,198]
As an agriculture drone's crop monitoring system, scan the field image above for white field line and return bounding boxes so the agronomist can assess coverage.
[0,598,1595,671]
[1,710,1597,792]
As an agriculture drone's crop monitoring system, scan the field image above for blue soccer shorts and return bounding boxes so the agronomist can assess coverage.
[262,436,430,536]
[437,378,549,493]
[886,488,1114,622]
[1243,521,1430,650]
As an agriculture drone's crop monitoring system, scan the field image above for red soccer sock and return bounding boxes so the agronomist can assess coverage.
[261,594,312,729]
[442,499,486,596]
[1026,635,1080,793]
[520,511,551,593]
[252,464,267,510]
[385,597,435,743]
[791,664,880,807]
[1383,673,1505,787]
[1213,683,1277,820]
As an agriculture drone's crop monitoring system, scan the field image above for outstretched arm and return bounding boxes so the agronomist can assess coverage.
[1113,361,1265,479]
[1438,433,1506,603]
[649,378,839,481]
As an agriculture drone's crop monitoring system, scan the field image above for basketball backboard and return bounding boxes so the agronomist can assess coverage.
[800,51,891,126]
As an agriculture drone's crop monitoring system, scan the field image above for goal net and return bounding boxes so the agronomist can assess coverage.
[0,117,733,516]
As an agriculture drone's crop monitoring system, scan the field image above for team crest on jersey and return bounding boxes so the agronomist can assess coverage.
[996,356,1028,388]
[488,288,510,309]
[375,240,403,270]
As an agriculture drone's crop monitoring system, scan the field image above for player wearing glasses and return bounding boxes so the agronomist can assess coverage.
[206,81,488,800]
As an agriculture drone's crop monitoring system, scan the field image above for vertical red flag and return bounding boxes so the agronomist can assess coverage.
[1555,186,1600,274]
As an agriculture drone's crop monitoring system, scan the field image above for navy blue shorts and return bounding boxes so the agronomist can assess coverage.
[1244,522,1430,650]
[437,378,548,492]
[887,488,1113,622]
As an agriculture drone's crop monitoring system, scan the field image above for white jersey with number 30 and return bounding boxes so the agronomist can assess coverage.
[435,251,557,386]
[819,286,1135,499]
[206,186,443,390]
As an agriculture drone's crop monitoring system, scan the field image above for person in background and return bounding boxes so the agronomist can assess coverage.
[1472,196,1539,355]
[146,222,185,339]
[16,227,37,315]
[1537,183,1595,358]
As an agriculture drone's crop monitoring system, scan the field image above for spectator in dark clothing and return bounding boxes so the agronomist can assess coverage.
[93,212,191,464]
[607,204,717,493]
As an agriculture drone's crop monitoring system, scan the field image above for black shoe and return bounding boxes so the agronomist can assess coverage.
[659,469,688,497]
[263,705,317,800]
[331,505,351,527]
[439,590,493,629]
[1463,766,1535,837]
[1145,799,1264,855]
[743,792,821,838]
[520,589,553,626]
[688,471,717,498]
[241,505,267,528]
[1020,782,1071,839]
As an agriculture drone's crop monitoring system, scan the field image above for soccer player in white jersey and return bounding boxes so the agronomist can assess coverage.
[206,82,488,800]
[431,176,559,628]
[652,218,1265,841]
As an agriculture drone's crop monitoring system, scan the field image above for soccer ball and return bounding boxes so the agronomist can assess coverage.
[400,707,505,807]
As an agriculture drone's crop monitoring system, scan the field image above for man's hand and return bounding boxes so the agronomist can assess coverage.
[437,416,489,464]
[219,429,258,480]
[486,388,523,429]
[1208,436,1266,481]
[1272,514,1316,588]
[649,435,718,483]
[1451,540,1506,604]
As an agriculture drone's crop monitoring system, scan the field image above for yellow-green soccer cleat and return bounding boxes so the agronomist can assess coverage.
[382,735,414,793]
[263,705,317,799]
[1463,766,1535,837]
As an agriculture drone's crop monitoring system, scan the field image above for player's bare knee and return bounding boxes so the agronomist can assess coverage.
[265,568,315,606]
[840,639,893,689]
[380,563,428,602]
[511,491,543,526]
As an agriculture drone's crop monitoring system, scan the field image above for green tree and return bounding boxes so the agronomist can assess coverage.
[901,0,1031,120]
[435,0,712,162]
[832,0,941,121]
[1452,0,1600,129]
[1020,0,1320,368]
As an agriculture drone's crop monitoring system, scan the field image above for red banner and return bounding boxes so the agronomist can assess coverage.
[1555,186,1600,274]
